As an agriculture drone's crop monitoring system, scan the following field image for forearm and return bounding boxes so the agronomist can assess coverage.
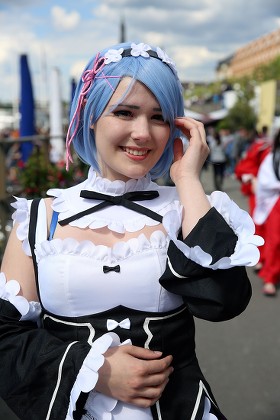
[175,176,211,237]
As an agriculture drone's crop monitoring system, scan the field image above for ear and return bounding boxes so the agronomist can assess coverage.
[90,124,94,129]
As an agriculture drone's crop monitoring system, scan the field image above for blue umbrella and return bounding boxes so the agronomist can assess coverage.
[19,54,35,162]
[71,77,77,102]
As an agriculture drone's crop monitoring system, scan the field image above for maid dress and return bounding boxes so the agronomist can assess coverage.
[0,168,263,420]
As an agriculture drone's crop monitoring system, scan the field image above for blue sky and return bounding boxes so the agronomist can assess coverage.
[0,0,279,104]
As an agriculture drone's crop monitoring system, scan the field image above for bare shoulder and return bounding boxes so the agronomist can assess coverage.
[44,197,54,225]
[1,223,38,301]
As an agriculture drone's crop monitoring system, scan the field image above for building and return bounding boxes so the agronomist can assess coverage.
[216,28,280,79]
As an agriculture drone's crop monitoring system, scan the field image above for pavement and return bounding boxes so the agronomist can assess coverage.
[195,167,280,420]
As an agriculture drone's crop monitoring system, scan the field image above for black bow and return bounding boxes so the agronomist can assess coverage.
[103,265,121,273]
[59,190,163,226]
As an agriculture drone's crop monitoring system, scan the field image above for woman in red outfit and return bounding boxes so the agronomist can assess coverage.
[253,129,280,296]
[235,129,271,269]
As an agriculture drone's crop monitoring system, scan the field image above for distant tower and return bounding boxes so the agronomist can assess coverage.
[120,17,126,43]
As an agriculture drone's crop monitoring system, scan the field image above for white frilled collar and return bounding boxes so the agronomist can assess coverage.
[47,168,181,234]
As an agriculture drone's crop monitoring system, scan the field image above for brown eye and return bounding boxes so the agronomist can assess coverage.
[114,110,132,118]
[152,114,168,124]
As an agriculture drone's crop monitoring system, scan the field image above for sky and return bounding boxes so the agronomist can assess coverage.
[0,0,280,104]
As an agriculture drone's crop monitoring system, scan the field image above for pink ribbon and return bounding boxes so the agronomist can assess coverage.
[65,53,121,170]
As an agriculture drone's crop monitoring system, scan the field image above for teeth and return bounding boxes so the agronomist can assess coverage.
[123,147,148,156]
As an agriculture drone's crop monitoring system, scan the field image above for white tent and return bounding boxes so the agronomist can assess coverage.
[184,108,206,121]
[49,67,65,163]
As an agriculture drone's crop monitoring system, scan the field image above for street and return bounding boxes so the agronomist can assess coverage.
[196,167,280,420]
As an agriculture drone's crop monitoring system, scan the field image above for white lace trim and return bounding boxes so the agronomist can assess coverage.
[67,332,124,418]
[35,231,168,263]
[164,191,264,269]
[0,272,41,321]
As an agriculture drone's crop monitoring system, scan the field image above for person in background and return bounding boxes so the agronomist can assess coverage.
[209,130,227,191]
[221,128,236,177]
[235,126,272,271]
[253,128,280,296]
[0,41,263,420]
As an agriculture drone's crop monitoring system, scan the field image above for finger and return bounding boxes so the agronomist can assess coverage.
[175,117,206,142]
[173,137,184,162]
[131,377,170,407]
[145,355,173,375]
[141,367,174,387]
[126,345,163,360]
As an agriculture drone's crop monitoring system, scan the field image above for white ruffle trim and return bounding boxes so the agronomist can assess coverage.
[203,397,218,420]
[35,231,168,263]
[11,196,32,256]
[52,167,152,197]
[163,191,264,269]
[0,272,41,321]
[67,332,127,419]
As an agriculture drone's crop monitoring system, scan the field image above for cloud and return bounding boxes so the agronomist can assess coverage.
[51,6,80,31]
[0,0,279,104]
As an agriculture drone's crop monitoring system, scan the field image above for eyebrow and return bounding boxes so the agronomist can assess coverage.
[109,103,162,112]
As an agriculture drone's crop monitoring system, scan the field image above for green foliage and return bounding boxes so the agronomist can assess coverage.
[18,146,88,198]
[252,56,280,83]
[221,99,257,131]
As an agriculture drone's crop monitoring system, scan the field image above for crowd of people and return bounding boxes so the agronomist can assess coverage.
[206,124,280,296]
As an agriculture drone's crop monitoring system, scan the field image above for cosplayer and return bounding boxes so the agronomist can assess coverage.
[0,42,263,419]
[235,129,271,270]
[253,129,280,296]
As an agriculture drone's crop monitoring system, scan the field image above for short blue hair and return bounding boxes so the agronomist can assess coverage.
[70,42,185,179]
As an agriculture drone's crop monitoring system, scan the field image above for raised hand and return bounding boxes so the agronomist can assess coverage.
[170,117,211,237]
[170,117,209,184]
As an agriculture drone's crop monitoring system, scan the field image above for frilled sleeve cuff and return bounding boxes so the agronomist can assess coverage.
[67,332,122,418]
[0,272,41,322]
[163,191,264,269]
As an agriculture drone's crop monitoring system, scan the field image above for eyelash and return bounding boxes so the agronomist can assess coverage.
[113,110,166,123]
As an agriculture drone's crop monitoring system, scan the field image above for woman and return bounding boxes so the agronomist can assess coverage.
[253,128,280,296]
[0,42,263,419]
[209,130,227,191]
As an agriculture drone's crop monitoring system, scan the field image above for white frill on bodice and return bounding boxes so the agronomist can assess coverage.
[34,231,168,264]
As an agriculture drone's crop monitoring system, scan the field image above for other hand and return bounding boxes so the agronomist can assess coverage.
[95,345,173,408]
[170,117,209,184]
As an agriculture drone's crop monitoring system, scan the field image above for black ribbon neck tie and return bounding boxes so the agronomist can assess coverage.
[59,190,163,226]
[80,189,159,203]
[103,265,121,273]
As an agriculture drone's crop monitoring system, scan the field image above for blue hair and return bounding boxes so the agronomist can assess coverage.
[70,42,185,179]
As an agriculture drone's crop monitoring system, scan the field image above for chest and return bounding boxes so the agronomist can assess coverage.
[35,230,183,317]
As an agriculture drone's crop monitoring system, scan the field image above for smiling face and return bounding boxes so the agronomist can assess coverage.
[94,77,170,181]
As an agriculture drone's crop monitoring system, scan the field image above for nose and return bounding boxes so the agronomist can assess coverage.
[131,116,152,142]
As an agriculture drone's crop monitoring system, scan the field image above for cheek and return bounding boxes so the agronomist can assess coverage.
[160,127,171,149]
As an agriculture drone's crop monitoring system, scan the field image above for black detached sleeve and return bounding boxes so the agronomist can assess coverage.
[160,207,252,322]
[0,299,91,420]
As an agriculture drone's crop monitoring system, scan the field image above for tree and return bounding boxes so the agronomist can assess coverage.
[221,99,257,131]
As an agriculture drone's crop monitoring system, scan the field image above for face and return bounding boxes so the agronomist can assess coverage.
[94,77,170,181]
